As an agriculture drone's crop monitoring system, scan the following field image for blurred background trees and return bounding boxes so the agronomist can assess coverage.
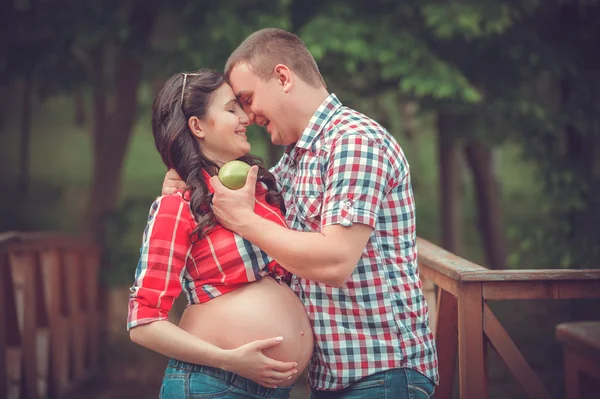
[2,1,599,397]
[3,0,598,272]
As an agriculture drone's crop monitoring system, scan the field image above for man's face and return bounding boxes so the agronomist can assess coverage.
[229,63,296,146]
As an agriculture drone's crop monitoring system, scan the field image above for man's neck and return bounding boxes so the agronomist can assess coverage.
[292,86,330,139]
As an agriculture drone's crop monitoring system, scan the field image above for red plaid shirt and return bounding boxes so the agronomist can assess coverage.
[270,94,439,390]
[127,171,288,331]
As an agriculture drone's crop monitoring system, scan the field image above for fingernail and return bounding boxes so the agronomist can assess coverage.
[288,376,292,379]
[294,363,298,367]
[275,336,283,342]
[294,370,298,374]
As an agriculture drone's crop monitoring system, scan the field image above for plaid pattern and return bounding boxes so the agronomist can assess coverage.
[127,171,288,331]
[270,94,438,390]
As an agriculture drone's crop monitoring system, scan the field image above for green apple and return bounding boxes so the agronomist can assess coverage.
[218,160,251,190]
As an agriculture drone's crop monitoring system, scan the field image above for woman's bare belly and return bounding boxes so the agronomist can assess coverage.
[178,276,313,386]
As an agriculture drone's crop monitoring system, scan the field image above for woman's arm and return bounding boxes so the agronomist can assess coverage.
[128,196,297,387]
[130,321,297,387]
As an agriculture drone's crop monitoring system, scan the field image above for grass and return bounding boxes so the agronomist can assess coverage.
[1,91,583,399]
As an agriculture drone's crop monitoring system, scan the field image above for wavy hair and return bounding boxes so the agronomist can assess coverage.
[151,69,284,241]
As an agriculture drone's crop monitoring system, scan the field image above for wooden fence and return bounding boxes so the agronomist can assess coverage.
[418,237,600,399]
[1,231,105,399]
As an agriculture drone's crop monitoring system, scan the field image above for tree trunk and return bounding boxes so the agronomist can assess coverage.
[464,140,507,269]
[437,112,463,254]
[401,100,418,140]
[74,88,86,127]
[18,75,33,199]
[83,3,156,241]
[84,49,144,240]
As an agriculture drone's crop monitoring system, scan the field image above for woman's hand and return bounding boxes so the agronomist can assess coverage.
[222,336,298,388]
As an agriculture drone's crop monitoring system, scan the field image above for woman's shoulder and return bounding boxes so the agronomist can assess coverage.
[149,192,193,218]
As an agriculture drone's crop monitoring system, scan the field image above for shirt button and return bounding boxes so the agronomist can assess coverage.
[293,278,299,285]
[345,201,352,207]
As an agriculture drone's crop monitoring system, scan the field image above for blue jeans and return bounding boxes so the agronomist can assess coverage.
[309,368,435,399]
[159,359,293,399]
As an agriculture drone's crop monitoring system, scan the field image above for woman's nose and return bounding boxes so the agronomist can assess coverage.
[238,110,251,126]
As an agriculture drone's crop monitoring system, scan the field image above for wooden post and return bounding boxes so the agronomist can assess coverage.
[1,254,8,398]
[39,249,69,397]
[10,251,39,399]
[85,251,101,372]
[457,282,487,399]
[33,253,50,399]
[64,251,86,382]
[435,289,458,399]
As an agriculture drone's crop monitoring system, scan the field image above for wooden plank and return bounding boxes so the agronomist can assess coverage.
[434,289,458,399]
[457,283,487,399]
[555,321,600,357]
[482,280,600,300]
[85,252,100,372]
[483,304,552,399]
[2,252,22,399]
[9,251,39,399]
[0,255,8,398]
[417,238,488,281]
[0,233,96,255]
[419,265,460,296]
[40,249,70,396]
[561,346,600,399]
[461,269,600,282]
[33,253,50,399]
[65,251,86,381]
[562,348,581,399]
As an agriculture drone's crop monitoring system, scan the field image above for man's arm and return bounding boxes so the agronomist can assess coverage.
[231,207,372,287]
[211,131,394,287]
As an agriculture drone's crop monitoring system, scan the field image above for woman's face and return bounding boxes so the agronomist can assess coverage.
[192,83,250,166]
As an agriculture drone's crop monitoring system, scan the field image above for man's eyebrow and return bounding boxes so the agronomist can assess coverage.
[236,90,250,99]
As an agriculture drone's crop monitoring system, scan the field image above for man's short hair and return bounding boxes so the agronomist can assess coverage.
[225,28,325,88]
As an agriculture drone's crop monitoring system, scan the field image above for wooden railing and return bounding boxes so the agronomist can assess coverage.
[417,237,600,399]
[1,231,105,399]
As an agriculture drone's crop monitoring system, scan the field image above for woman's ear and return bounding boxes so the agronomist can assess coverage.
[188,116,205,139]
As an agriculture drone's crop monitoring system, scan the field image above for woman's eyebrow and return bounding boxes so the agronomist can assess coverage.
[224,98,237,106]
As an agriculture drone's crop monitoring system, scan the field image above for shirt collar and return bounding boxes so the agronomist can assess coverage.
[292,93,342,152]
[201,169,215,194]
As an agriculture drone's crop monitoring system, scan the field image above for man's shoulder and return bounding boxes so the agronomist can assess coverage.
[324,106,390,142]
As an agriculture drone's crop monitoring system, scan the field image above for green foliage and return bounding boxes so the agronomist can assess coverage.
[4,0,600,276]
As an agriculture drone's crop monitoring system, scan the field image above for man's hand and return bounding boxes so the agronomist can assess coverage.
[222,337,298,388]
[162,169,186,195]
[209,165,259,233]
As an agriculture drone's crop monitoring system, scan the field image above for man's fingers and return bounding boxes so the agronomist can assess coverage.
[244,165,259,190]
[209,175,224,191]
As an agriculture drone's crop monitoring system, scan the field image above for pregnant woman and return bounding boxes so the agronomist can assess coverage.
[127,69,313,399]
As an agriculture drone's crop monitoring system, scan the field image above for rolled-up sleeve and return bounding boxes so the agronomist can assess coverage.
[321,133,401,229]
[127,195,193,331]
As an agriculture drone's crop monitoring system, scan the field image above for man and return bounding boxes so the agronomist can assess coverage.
[166,28,438,398]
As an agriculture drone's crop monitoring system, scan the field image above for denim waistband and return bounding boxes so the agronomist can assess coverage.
[166,358,293,398]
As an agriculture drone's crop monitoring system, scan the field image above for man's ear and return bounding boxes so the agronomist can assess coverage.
[188,116,204,139]
[274,64,292,93]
